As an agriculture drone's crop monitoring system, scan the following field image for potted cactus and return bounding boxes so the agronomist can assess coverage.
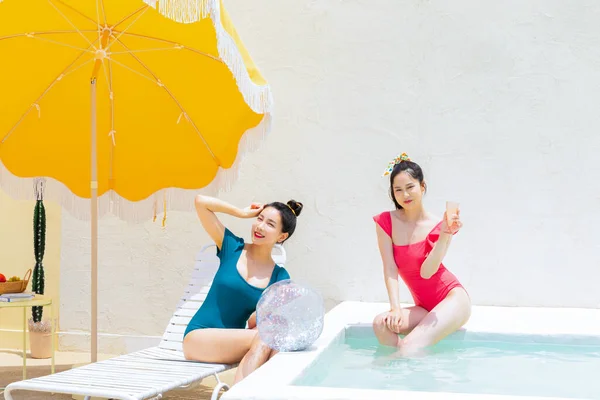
[28,179,52,359]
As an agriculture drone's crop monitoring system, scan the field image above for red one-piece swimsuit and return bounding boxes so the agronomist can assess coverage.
[373,211,466,311]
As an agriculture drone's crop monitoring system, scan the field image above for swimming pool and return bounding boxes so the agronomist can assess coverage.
[294,326,600,398]
[222,301,600,400]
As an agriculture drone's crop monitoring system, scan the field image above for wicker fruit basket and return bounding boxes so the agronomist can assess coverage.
[0,269,32,295]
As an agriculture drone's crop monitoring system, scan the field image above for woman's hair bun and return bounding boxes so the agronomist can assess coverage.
[286,200,303,217]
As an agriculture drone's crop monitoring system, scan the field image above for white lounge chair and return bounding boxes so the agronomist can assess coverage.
[4,243,286,400]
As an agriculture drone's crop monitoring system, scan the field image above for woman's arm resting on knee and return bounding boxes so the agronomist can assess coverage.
[194,195,263,249]
[376,226,403,332]
[376,225,401,312]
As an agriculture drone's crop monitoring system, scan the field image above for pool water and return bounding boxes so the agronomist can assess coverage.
[293,327,600,399]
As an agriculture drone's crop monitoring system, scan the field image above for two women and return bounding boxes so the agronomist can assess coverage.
[183,152,470,383]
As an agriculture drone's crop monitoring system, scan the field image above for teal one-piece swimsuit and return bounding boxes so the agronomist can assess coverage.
[184,228,290,337]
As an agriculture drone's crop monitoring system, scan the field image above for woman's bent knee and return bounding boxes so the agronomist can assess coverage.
[373,312,389,328]
[250,339,272,354]
[182,328,257,364]
[183,334,215,362]
[449,287,472,325]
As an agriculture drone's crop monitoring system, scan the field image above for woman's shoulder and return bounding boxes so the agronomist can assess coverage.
[274,264,291,281]
[373,210,392,225]
[217,228,246,258]
[223,227,246,244]
[372,210,393,236]
[373,209,392,219]
[424,212,443,225]
[421,212,443,233]
[422,213,446,245]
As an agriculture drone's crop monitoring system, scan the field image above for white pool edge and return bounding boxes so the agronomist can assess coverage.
[222,301,600,400]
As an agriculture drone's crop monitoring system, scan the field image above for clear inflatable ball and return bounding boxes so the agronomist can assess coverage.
[256,279,325,352]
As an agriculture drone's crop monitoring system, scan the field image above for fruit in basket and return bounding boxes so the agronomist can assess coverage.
[8,276,21,282]
[0,273,5,283]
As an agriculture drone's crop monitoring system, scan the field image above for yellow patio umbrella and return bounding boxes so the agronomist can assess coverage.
[0,0,273,361]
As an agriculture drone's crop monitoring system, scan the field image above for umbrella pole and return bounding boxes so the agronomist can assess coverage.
[90,78,98,363]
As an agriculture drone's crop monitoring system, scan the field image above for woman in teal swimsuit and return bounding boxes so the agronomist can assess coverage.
[183,194,302,385]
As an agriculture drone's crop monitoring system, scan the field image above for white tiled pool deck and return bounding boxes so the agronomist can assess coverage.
[223,301,600,400]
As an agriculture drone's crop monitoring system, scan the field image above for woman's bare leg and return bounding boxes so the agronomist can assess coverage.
[233,333,277,384]
[372,305,429,347]
[399,287,471,354]
[183,328,258,364]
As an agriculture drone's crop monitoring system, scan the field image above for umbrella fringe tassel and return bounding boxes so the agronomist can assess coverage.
[145,0,274,115]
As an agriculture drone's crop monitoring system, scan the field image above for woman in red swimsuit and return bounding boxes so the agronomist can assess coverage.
[372,153,471,353]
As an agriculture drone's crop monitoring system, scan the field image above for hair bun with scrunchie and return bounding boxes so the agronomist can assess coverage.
[286,200,303,217]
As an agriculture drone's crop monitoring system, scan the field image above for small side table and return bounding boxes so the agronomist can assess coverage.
[0,294,55,381]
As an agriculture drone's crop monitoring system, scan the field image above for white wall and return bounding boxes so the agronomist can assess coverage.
[60,0,600,353]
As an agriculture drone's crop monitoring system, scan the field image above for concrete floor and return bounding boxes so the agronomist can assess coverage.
[0,349,236,400]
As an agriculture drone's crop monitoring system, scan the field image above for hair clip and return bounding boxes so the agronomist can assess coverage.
[287,204,296,216]
[382,152,411,176]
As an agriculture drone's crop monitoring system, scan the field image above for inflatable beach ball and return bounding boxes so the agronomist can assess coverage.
[256,279,325,352]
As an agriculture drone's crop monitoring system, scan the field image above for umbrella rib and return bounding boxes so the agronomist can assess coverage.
[100,0,108,25]
[110,46,185,55]
[54,0,98,26]
[100,58,116,150]
[47,0,97,49]
[107,58,156,84]
[95,0,102,43]
[101,59,112,98]
[28,35,95,53]
[116,32,222,63]
[105,6,149,52]
[0,31,222,64]
[112,36,220,164]
[0,41,98,146]
[105,58,116,180]
[112,6,147,30]
[57,58,95,78]
[0,30,99,42]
